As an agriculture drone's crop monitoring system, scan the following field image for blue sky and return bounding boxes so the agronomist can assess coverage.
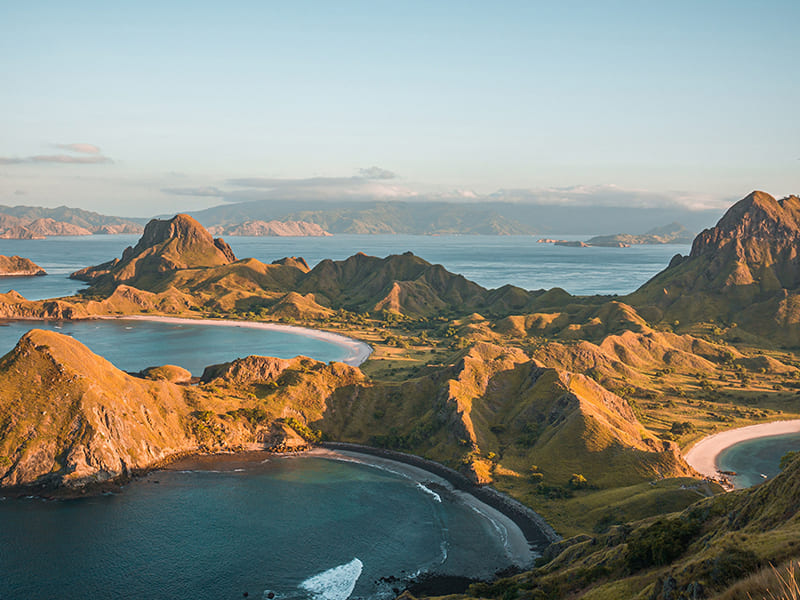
[0,1,798,217]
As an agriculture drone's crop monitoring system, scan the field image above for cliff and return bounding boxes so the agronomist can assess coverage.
[0,255,46,276]
[629,191,800,345]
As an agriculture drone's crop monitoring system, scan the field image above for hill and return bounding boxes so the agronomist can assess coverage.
[207,220,331,236]
[0,255,45,276]
[459,452,800,600]
[0,205,143,238]
[70,214,237,290]
[586,222,695,247]
[628,191,800,346]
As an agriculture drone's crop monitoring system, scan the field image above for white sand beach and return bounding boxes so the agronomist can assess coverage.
[684,419,800,481]
[99,315,373,366]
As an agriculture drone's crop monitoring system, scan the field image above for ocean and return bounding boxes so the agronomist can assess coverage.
[0,234,691,300]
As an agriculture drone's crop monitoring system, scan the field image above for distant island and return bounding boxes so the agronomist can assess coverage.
[0,255,45,276]
[537,222,695,248]
[0,205,143,239]
[207,220,331,237]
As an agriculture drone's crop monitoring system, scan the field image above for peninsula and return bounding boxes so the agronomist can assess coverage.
[0,255,46,276]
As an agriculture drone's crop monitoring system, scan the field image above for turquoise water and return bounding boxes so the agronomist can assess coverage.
[0,456,517,600]
[717,432,800,488]
[0,318,355,375]
[0,234,690,300]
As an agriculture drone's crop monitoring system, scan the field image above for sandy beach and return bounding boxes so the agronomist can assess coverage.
[684,419,800,481]
[100,315,373,366]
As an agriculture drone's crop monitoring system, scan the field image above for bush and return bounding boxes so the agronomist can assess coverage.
[626,517,702,571]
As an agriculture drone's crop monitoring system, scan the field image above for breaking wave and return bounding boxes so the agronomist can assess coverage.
[298,558,364,600]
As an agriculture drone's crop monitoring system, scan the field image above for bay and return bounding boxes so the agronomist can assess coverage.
[717,432,800,488]
[0,456,517,600]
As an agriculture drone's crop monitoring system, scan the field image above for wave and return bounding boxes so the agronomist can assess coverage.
[298,558,363,600]
[467,504,509,551]
[415,482,441,503]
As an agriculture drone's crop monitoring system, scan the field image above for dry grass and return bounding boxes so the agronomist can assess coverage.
[714,560,800,599]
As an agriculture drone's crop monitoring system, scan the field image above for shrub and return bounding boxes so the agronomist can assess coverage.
[625,517,702,571]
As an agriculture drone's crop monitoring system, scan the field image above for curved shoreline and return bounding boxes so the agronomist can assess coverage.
[684,419,800,486]
[97,314,373,366]
[321,442,560,552]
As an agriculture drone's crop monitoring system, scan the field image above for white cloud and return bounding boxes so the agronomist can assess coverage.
[53,143,102,155]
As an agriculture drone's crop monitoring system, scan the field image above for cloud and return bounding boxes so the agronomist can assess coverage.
[30,154,113,164]
[0,142,113,165]
[162,186,226,197]
[53,143,101,155]
[358,166,396,180]
[14,189,26,196]
[487,185,729,211]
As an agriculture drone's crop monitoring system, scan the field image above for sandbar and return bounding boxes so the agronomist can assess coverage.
[684,419,800,483]
[99,314,373,366]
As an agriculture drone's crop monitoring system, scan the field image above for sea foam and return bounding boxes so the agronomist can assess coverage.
[298,558,363,600]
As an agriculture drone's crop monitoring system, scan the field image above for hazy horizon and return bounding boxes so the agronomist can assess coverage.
[1,2,798,218]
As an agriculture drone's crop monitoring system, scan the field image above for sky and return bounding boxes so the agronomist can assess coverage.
[0,1,798,217]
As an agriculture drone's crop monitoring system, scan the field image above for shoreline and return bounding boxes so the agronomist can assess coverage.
[684,419,800,486]
[96,314,373,367]
[321,442,560,552]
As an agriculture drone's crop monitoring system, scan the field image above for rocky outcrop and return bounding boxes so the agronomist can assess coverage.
[208,220,331,237]
[71,214,237,288]
[0,255,46,276]
[629,191,800,344]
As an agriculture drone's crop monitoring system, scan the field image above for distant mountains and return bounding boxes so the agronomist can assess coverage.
[187,199,720,236]
[207,220,331,237]
[0,205,143,239]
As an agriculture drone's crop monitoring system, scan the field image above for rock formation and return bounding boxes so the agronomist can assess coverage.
[0,255,46,276]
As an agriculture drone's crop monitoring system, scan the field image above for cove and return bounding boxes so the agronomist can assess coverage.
[0,453,526,600]
[0,316,371,375]
[717,432,800,488]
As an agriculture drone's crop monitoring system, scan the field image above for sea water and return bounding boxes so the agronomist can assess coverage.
[0,456,515,600]
[0,318,355,375]
[717,432,800,488]
[0,234,691,300]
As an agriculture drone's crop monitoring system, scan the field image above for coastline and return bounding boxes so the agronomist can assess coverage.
[320,442,560,552]
[97,314,373,367]
[684,419,800,485]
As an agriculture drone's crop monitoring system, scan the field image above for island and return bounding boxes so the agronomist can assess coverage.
[0,255,46,276]
[1,191,799,599]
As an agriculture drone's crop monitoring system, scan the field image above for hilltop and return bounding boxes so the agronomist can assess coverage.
[629,191,800,345]
[71,214,237,290]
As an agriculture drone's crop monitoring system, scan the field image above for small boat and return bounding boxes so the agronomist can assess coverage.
[760,473,768,479]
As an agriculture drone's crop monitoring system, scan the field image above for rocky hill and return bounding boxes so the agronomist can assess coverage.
[0,255,46,276]
[629,191,800,345]
[208,220,331,236]
[71,214,237,290]
[0,330,362,490]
